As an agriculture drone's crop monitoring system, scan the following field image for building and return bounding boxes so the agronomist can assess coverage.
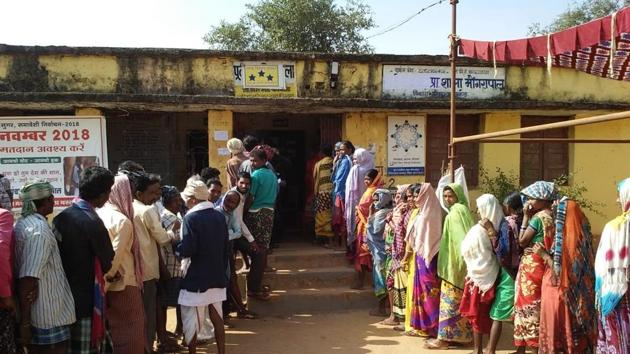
[0,44,629,232]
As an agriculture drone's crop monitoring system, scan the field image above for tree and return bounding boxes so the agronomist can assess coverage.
[528,0,627,36]
[203,0,375,53]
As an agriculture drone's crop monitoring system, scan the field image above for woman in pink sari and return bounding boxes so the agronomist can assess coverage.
[345,148,375,257]
[403,183,443,337]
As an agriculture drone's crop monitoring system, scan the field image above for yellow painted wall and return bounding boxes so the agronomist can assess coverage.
[1,51,628,104]
[338,62,380,98]
[191,57,234,94]
[571,114,630,233]
[0,55,11,79]
[465,112,521,212]
[479,112,521,176]
[75,107,103,116]
[506,66,630,103]
[207,110,233,188]
[39,55,118,92]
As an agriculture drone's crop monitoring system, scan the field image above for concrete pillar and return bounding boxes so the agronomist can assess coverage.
[207,110,234,187]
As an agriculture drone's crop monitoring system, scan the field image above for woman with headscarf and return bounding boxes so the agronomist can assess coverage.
[332,142,343,174]
[352,168,382,290]
[381,184,412,326]
[331,141,354,245]
[345,148,375,252]
[402,183,442,338]
[313,144,335,245]
[425,183,474,350]
[397,185,423,332]
[513,181,557,353]
[459,194,502,354]
[96,174,146,353]
[485,192,524,354]
[596,177,630,353]
[537,195,596,354]
[366,188,394,315]
[226,138,248,189]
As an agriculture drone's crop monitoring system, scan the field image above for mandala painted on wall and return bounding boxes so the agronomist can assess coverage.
[390,120,422,152]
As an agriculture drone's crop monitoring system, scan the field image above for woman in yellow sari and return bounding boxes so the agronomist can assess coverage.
[352,169,382,290]
[313,144,334,245]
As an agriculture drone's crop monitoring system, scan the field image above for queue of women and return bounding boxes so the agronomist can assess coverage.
[312,140,630,354]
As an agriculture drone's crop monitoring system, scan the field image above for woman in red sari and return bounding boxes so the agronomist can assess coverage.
[514,181,557,354]
[352,169,382,290]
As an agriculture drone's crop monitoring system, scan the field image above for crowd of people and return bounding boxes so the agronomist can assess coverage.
[311,139,630,354]
[0,135,281,354]
[0,134,630,354]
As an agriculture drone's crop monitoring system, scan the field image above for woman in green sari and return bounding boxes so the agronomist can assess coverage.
[426,183,474,350]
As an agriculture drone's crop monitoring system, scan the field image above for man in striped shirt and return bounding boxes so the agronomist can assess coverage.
[15,181,76,353]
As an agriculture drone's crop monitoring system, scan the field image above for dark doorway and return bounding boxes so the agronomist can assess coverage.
[234,113,342,241]
[257,130,306,236]
[187,130,209,177]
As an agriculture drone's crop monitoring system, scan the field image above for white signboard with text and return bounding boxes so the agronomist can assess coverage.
[0,116,108,211]
[382,65,506,99]
[387,116,426,176]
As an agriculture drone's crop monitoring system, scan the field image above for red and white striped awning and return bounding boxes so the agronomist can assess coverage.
[459,6,630,80]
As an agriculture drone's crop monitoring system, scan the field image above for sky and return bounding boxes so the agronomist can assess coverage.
[0,0,575,55]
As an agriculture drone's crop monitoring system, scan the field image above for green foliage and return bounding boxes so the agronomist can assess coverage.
[479,167,521,204]
[528,0,626,36]
[203,0,375,53]
[479,167,604,216]
[553,174,605,216]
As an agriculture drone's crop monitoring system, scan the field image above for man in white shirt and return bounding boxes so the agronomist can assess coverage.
[129,172,177,351]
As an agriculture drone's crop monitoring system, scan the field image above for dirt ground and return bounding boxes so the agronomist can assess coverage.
[167,309,520,354]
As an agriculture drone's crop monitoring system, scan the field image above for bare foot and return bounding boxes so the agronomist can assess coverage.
[379,318,399,326]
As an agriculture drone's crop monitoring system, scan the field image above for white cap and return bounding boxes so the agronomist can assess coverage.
[181,180,209,201]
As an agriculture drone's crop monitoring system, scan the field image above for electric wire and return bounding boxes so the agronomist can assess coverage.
[366,0,450,39]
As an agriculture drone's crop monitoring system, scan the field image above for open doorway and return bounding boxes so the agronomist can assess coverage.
[234,113,342,241]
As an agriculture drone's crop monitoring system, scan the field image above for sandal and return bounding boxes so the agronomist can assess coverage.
[423,339,450,350]
[392,324,405,332]
[262,284,272,293]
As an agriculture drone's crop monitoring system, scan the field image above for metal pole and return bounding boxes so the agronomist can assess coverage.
[448,0,458,183]
[476,138,630,143]
[452,110,630,144]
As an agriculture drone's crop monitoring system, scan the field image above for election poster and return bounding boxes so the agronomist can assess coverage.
[0,116,108,212]
[387,115,426,176]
